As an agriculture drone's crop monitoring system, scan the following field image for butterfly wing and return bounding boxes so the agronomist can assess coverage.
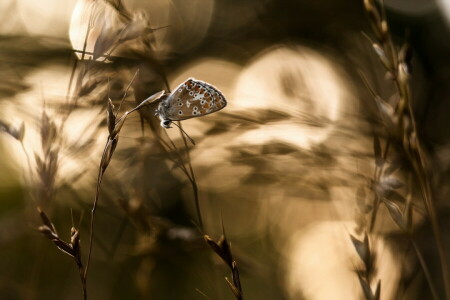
[161,78,227,121]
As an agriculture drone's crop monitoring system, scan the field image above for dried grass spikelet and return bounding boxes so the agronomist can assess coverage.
[204,234,243,300]
[0,120,25,142]
[69,0,154,61]
[350,233,381,300]
[84,89,164,279]
[361,0,450,297]
[37,207,86,298]
[35,109,60,204]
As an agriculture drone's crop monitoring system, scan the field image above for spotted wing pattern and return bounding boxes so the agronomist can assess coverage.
[161,78,227,121]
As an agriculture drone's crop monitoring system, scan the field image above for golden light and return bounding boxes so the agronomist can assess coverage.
[285,221,401,300]
[232,45,345,149]
[0,64,104,190]
[18,0,77,37]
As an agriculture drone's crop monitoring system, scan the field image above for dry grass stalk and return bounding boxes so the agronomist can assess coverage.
[84,77,164,280]
[176,121,203,228]
[204,234,244,300]
[37,109,59,204]
[0,120,25,142]
[0,77,97,296]
[350,182,381,300]
[362,0,450,298]
[353,185,381,299]
[350,233,381,300]
[37,207,86,299]
[0,120,32,179]
[74,6,207,295]
[1,108,91,299]
[28,1,239,298]
[136,104,204,229]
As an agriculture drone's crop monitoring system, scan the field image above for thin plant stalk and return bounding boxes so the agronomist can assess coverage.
[411,239,440,300]
[84,72,160,281]
[362,0,450,297]
[177,121,203,229]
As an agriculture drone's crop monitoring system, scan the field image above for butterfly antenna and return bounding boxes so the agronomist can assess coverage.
[172,122,196,145]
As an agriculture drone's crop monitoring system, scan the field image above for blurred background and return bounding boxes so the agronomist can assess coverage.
[1,0,450,299]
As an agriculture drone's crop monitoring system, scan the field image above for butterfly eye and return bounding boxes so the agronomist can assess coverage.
[161,120,172,128]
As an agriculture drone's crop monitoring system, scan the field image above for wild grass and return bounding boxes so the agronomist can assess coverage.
[1,1,448,299]
[358,0,450,299]
[19,2,245,299]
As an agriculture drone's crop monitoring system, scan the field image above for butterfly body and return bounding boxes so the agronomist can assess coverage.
[155,78,227,128]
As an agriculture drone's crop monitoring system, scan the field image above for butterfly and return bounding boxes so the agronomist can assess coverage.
[154,78,227,129]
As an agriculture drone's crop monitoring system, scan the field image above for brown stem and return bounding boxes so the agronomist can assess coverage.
[77,261,87,300]
[415,158,450,299]
[84,137,109,279]
[177,121,203,229]
[411,238,440,300]
[363,1,450,297]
